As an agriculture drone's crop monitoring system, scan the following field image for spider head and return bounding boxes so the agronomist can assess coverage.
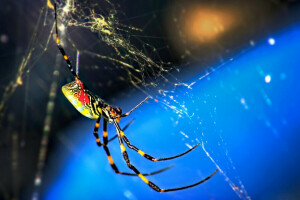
[116,107,122,115]
[109,107,122,117]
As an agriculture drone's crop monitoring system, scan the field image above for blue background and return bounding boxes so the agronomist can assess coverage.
[44,24,300,199]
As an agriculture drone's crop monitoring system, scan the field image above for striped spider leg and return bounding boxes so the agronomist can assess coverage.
[112,119,218,192]
[54,3,218,192]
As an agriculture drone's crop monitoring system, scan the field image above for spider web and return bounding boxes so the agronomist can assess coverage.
[0,0,255,199]
[53,1,251,199]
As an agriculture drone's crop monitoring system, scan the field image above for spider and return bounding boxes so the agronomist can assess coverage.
[54,4,218,192]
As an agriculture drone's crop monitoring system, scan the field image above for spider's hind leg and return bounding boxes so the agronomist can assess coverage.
[54,3,79,78]
[93,117,103,146]
[99,119,172,176]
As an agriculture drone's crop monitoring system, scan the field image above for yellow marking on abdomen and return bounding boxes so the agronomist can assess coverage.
[95,123,99,128]
[96,138,100,143]
[81,108,91,116]
[138,174,149,184]
[64,55,68,60]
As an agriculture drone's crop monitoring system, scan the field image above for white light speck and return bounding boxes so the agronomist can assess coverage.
[124,190,136,200]
[268,38,275,45]
[265,75,271,83]
[240,97,248,110]
[240,98,245,104]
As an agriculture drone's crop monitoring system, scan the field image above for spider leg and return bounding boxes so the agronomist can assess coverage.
[54,4,79,79]
[93,117,103,146]
[93,116,133,146]
[101,119,172,176]
[108,119,135,143]
[118,97,149,118]
[113,119,218,192]
[113,121,199,162]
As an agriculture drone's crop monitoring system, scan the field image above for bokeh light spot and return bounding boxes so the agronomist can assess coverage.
[265,75,271,83]
[268,38,275,45]
[182,6,237,43]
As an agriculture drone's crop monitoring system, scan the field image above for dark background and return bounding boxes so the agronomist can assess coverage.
[0,0,300,199]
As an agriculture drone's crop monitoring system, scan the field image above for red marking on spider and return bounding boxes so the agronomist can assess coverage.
[74,79,91,105]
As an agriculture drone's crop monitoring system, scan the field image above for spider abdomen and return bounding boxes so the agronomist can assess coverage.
[62,79,100,119]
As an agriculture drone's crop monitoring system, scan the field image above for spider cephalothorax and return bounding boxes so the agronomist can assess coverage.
[55,3,218,193]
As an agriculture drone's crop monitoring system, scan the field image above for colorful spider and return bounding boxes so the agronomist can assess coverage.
[54,4,218,192]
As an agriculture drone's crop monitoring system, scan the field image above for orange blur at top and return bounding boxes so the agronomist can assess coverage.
[182,6,237,43]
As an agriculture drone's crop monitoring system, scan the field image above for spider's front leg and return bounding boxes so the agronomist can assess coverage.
[107,119,134,143]
[111,97,200,162]
[111,97,149,119]
[113,119,218,192]
[112,119,162,192]
[113,119,200,162]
